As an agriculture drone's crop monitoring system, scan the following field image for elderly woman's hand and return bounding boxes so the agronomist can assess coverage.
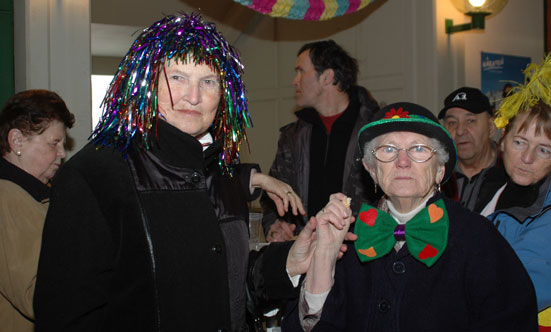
[314,193,353,252]
[251,172,305,217]
[285,193,355,279]
[301,193,354,294]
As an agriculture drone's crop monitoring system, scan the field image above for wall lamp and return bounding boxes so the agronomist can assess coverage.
[446,0,508,34]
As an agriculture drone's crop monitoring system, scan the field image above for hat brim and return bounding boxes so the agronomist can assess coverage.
[358,118,457,183]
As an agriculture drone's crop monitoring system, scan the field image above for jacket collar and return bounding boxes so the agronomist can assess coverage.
[498,175,551,223]
[148,119,205,169]
[0,156,50,202]
[295,88,360,126]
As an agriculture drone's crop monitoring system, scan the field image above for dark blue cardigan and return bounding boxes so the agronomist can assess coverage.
[283,195,538,332]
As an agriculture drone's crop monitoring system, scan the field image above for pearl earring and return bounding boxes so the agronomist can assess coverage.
[16,151,21,156]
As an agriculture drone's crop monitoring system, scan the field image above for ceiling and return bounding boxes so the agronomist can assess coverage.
[90,0,387,57]
[91,0,255,57]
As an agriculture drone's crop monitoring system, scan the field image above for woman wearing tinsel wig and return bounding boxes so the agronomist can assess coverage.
[31,13,349,332]
[475,55,551,331]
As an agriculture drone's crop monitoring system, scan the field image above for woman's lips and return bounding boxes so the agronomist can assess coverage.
[177,109,201,115]
[394,176,413,180]
[515,166,533,174]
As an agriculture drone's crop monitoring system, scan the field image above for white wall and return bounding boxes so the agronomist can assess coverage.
[436,0,544,106]
[236,0,441,173]
[14,0,91,157]
[463,0,544,87]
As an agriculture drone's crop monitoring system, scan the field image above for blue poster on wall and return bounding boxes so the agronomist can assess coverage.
[481,52,531,108]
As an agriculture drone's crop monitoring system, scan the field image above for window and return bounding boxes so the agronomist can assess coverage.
[91,75,114,130]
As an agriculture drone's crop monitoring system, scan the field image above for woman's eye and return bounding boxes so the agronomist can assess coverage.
[383,146,396,153]
[412,145,426,153]
[201,79,220,88]
[171,75,187,82]
[513,139,525,146]
[539,146,551,155]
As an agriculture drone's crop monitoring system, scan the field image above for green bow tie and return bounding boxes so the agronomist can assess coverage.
[354,199,449,267]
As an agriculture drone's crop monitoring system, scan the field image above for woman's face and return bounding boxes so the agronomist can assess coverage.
[364,131,445,209]
[501,113,551,186]
[17,120,67,184]
[157,60,221,137]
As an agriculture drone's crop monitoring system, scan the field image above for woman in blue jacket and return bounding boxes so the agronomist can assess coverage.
[476,56,551,327]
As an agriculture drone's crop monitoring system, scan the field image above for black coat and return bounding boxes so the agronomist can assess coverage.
[283,195,538,332]
[34,120,295,332]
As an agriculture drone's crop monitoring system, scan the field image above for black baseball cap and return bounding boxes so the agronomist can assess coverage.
[438,87,493,119]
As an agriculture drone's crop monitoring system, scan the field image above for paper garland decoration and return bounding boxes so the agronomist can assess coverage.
[233,0,375,21]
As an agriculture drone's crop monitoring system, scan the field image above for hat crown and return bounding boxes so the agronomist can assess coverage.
[439,86,492,119]
[375,102,439,123]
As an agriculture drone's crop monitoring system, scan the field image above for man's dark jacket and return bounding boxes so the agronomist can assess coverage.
[261,86,380,235]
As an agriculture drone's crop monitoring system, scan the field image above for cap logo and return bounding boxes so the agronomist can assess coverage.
[451,92,467,102]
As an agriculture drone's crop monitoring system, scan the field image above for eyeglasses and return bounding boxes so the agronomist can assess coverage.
[372,144,437,163]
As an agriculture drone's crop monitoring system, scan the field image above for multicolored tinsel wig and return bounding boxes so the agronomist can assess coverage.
[91,12,251,170]
[495,54,551,129]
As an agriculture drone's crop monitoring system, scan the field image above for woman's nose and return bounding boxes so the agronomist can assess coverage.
[57,144,67,159]
[184,83,201,105]
[395,149,411,167]
[521,148,535,164]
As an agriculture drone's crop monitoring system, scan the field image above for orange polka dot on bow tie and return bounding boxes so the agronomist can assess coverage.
[359,247,377,258]
[428,204,444,223]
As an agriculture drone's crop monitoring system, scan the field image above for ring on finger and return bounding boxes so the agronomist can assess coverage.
[286,191,292,195]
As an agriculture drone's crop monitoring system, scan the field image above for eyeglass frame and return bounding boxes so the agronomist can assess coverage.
[371,144,438,163]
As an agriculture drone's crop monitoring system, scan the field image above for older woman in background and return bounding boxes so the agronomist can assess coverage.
[0,89,74,332]
[283,102,538,331]
[475,56,551,329]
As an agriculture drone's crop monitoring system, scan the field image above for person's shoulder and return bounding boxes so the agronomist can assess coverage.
[65,142,126,170]
[279,114,311,134]
[0,179,30,200]
[444,197,492,227]
[55,142,129,187]
[443,197,510,249]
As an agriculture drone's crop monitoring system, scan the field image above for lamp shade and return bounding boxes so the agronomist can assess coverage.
[450,0,508,14]
[233,0,375,21]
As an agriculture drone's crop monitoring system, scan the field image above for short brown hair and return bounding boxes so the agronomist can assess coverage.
[0,90,75,155]
[503,101,551,140]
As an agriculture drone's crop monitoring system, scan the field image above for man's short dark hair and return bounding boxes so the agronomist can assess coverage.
[298,40,358,93]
